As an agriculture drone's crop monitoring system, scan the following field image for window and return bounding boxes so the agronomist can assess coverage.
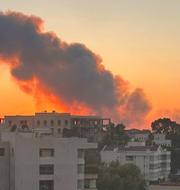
[39,180,54,190]
[20,120,27,124]
[51,128,54,134]
[0,148,5,156]
[44,120,47,126]
[37,120,40,126]
[85,179,96,189]
[40,165,54,175]
[50,120,54,126]
[40,149,54,157]
[126,155,134,161]
[150,156,154,161]
[78,149,84,159]
[94,120,98,125]
[8,120,12,126]
[57,120,61,126]
[77,180,84,189]
[65,120,68,126]
[78,164,84,174]
[11,124,17,132]
[57,128,61,134]
[12,148,14,156]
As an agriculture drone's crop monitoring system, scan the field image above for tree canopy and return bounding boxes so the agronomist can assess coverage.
[151,118,180,147]
[97,161,146,190]
[151,118,180,136]
[99,123,129,149]
[151,118,180,173]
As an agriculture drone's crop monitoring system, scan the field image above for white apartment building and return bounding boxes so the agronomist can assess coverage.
[153,134,172,147]
[0,111,110,142]
[0,129,97,190]
[101,143,171,183]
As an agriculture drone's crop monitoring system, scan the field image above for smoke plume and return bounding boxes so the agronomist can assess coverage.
[0,11,151,127]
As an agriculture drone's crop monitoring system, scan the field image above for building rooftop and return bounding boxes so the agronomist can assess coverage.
[102,145,169,153]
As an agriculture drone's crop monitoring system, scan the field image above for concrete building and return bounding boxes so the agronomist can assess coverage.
[101,143,171,183]
[133,133,150,142]
[153,134,172,147]
[0,142,10,190]
[126,129,151,143]
[0,129,97,190]
[0,111,111,142]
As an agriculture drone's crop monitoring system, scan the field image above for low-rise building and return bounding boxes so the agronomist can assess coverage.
[101,143,171,183]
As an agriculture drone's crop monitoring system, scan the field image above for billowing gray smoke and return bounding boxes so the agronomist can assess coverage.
[0,11,151,126]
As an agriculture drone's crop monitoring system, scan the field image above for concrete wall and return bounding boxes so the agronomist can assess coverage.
[149,185,180,190]
[13,137,86,190]
[4,113,71,132]
[1,132,97,190]
[0,142,10,190]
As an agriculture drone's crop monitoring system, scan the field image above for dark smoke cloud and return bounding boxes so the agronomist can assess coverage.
[0,11,151,126]
[120,88,151,127]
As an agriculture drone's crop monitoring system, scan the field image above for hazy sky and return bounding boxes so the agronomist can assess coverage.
[0,0,180,123]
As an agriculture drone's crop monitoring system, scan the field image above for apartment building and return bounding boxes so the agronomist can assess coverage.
[100,143,171,183]
[153,134,172,147]
[0,111,110,142]
[126,129,171,148]
[0,129,97,190]
[133,133,150,142]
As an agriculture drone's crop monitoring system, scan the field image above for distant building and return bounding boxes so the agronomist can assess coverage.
[101,143,171,183]
[126,129,150,142]
[127,141,146,147]
[0,111,111,142]
[153,134,172,147]
[133,133,150,142]
[0,129,98,190]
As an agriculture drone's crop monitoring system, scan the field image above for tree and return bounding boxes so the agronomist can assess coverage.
[151,118,180,147]
[97,161,146,190]
[99,123,129,149]
[114,123,129,145]
[151,118,180,136]
[151,118,180,173]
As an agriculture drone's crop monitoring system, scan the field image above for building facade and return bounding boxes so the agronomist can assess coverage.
[0,130,97,190]
[0,111,111,142]
[153,134,172,147]
[101,143,171,183]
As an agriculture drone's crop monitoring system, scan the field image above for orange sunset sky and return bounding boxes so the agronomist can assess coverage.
[0,0,180,126]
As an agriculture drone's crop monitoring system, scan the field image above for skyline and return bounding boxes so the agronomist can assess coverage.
[0,1,180,127]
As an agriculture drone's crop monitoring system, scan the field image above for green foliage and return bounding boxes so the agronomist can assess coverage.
[97,161,146,190]
[151,118,180,173]
[99,123,129,149]
[151,118,180,136]
[151,118,180,147]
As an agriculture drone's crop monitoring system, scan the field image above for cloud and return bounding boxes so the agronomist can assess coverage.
[0,11,151,127]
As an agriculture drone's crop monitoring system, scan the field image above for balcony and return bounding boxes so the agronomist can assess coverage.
[84,177,97,190]
[85,173,98,179]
